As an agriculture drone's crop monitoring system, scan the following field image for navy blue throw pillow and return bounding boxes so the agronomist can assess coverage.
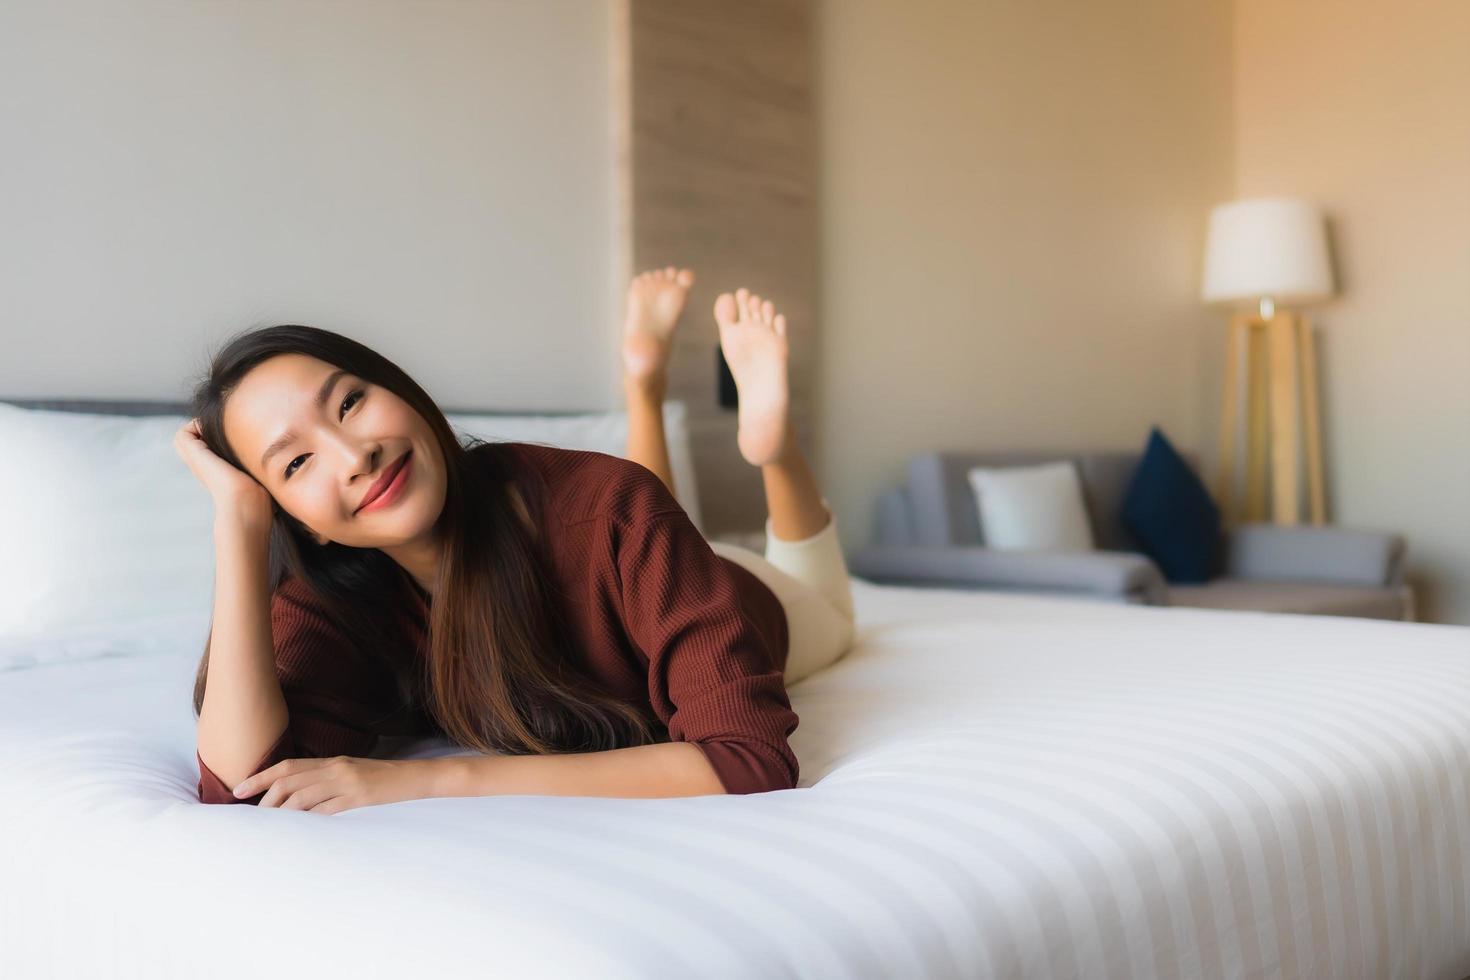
[1120,427,1222,584]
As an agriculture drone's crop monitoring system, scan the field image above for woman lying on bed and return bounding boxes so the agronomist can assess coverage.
[176,269,856,812]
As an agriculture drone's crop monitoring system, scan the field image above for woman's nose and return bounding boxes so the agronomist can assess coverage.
[331,434,377,478]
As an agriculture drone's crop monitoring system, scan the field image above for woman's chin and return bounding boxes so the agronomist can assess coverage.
[356,510,438,547]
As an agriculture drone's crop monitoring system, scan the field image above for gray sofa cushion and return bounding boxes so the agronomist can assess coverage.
[907,450,1176,550]
[849,544,1167,605]
[1223,524,1406,586]
[1075,453,1151,552]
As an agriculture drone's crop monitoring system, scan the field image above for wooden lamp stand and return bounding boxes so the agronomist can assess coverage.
[1215,301,1326,527]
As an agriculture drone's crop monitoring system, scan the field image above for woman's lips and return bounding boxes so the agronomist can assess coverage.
[356,451,412,514]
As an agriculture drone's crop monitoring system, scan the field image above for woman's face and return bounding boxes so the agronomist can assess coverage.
[221,353,448,549]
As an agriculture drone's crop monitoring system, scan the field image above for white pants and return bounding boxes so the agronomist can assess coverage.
[709,500,856,685]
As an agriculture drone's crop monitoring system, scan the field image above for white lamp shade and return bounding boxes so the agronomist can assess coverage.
[1201,196,1335,307]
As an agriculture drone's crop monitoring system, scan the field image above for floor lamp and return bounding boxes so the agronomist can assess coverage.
[1202,197,1334,527]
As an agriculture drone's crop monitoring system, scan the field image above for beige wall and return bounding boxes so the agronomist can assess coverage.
[814,0,1234,556]
[0,0,617,411]
[1230,0,1470,624]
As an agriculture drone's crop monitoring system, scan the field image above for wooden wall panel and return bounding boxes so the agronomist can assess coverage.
[615,0,817,538]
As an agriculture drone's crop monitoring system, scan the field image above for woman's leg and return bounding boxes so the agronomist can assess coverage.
[621,267,695,495]
[714,288,831,542]
[622,271,855,680]
[711,288,856,683]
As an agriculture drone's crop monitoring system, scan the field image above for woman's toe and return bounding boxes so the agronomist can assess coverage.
[714,292,738,326]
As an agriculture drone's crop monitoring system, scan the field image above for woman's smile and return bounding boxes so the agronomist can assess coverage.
[357,449,413,515]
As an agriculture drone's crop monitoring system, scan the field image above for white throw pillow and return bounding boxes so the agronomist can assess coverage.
[966,461,1095,552]
[446,400,703,532]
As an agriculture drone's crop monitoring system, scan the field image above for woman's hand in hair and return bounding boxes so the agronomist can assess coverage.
[174,417,273,529]
[233,755,443,814]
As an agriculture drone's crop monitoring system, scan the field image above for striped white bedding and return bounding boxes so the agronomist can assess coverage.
[1,580,1467,979]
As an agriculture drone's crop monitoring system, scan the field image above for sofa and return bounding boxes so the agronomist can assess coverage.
[848,450,1414,621]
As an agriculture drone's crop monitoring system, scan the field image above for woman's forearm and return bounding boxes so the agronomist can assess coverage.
[196,515,288,791]
[434,741,727,800]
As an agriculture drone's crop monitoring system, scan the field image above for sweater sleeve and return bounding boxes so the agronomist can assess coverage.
[608,465,799,795]
[196,580,385,805]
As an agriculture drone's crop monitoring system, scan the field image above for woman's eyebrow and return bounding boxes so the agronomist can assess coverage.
[259,369,350,469]
[314,370,348,411]
[260,431,295,471]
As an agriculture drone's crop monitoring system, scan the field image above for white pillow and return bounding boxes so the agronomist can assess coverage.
[446,399,703,532]
[0,403,216,651]
[966,461,1095,552]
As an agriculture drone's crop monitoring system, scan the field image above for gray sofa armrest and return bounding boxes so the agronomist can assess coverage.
[849,545,1168,604]
[873,486,916,547]
[1223,523,1407,587]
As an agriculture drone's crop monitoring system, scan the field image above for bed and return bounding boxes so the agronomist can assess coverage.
[2,578,1468,979]
[1,398,1468,979]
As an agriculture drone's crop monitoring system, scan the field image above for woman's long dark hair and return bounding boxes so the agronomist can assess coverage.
[188,325,655,758]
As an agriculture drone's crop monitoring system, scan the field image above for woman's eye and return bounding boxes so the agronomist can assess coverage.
[340,388,364,418]
[284,454,308,478]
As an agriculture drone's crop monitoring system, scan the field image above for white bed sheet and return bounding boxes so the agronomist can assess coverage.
[2,581,1468,980]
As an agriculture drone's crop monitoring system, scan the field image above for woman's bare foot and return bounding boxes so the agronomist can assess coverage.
[714,287,793,467]
[622,267,694,390]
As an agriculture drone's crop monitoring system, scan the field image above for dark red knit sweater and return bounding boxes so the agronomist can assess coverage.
[197,442,795,804]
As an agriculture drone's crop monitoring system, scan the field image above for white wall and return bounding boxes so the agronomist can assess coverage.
[0,0,617,411]
[813,0,1235,554]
